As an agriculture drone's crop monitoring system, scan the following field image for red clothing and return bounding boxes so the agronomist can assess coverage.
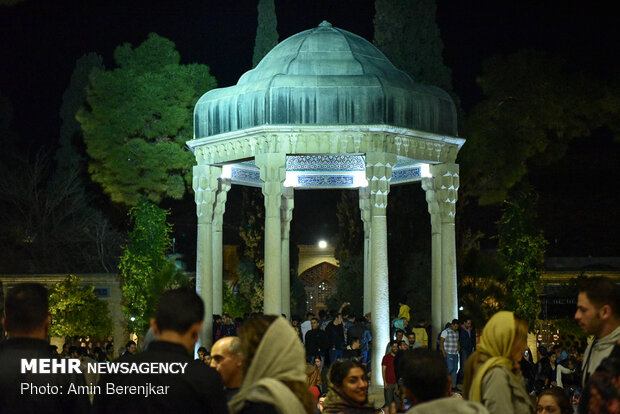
[381,353,397,384]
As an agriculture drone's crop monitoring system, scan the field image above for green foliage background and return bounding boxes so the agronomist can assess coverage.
[77,33,217,206]
[119,199,188,334]
[49,274,113,339]
[498,184,548,328]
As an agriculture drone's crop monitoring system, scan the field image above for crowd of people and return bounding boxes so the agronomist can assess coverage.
[0,276,618,414]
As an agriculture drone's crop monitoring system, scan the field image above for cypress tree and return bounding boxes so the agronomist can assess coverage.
[252,0,278,68]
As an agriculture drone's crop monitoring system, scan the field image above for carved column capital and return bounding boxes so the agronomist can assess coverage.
[358,187,372,235]
[430,163,459,223]
[255,153,287,217]
[192,165,220,222]
[281,186,294,239]
[213,178,232,228]
[365,152,397,216]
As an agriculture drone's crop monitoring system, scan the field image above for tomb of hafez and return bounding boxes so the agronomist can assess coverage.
[186,21,464,386]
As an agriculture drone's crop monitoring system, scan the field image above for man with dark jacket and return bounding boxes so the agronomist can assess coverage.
[325,313,345,364]
[94,288,228,414]
[457,319,475,384]
[304,318,328,363]
[0,283,90,414]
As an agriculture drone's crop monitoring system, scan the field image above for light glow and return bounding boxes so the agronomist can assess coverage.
[318,240,327,249]
[420,163,431,178]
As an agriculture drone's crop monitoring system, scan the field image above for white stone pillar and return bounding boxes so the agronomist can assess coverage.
[366,152,396,388]
[422,176,443,343]
[255,153,287,314]
[359,187,372,315]
[431,163,459,325]
[212,178,231,315]
[281,186,294,319]
[193,164,219,349]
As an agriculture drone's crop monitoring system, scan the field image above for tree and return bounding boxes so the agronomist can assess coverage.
[374,0,454,95]
[58,53,104,175]
[118,199,188,334]
[460,50,617,205]
[498,184,548,328]
[457,230,506,327]
[252,0,278,68]
[0,149,122,273]
[77,33,217,206]
[329,190,364,315]
[48,274,113,339]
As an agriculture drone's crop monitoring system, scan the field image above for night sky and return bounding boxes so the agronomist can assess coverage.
[1,0,618,260]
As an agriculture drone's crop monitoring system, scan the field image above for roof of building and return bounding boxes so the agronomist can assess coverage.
[193,21,458,140]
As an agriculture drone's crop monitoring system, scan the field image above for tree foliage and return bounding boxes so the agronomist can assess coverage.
[374,0,453,94]
[386,186,432,321]
[329,191,364,315]
[59,53,103,175]
[0,149,122,273]
[49,274,113,339]
[119,199,188,334]
[252,0,278,68]
[498,184,548,328]
[460,50,619,205]
[457,230,507,327]
[77,33,217,206]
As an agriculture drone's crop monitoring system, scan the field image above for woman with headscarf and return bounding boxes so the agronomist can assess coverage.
[322,359,386,414]
[463,311,535,414]
[228,315,315,414]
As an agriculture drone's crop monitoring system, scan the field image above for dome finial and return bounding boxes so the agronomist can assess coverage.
[318,20,332,28]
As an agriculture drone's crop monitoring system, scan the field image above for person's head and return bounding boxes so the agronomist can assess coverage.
[2,283,50,338]
[151,287,204,354]
[575,276,620,339]
[310,318,319,330]
[407,332,416,345]
[197,346,207,360]
[125,341,136,355]
[549,353,557,363]
[463,319,472,329]
[210,336,243,389]
[237,315,315,413]
[398,340,408,351]
[349,337,360,350]
[78,347,90,361]
[314,357,322,368]
[536,387,572,414]
[399,349,449,406]
[317,392,327,413]
[451,319,459,331]
[389,340,399,354]
[105,343,113,354]
[510,315,529,364]
[328,359,368,405]
[69,345,79,358]
[395,329,404,340]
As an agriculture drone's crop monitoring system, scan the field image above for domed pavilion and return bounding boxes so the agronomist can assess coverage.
[187,21,464,385]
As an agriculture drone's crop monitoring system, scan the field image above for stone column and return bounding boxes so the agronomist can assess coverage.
[255,153,287,314]
[432,163,459,325]
[193,164,220,349]
[281,186,294,319]
[422,163,460,341]
[422,176,443,343]
[366,152,396,388]
[212,177,231,315]
[359,187,372,315]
